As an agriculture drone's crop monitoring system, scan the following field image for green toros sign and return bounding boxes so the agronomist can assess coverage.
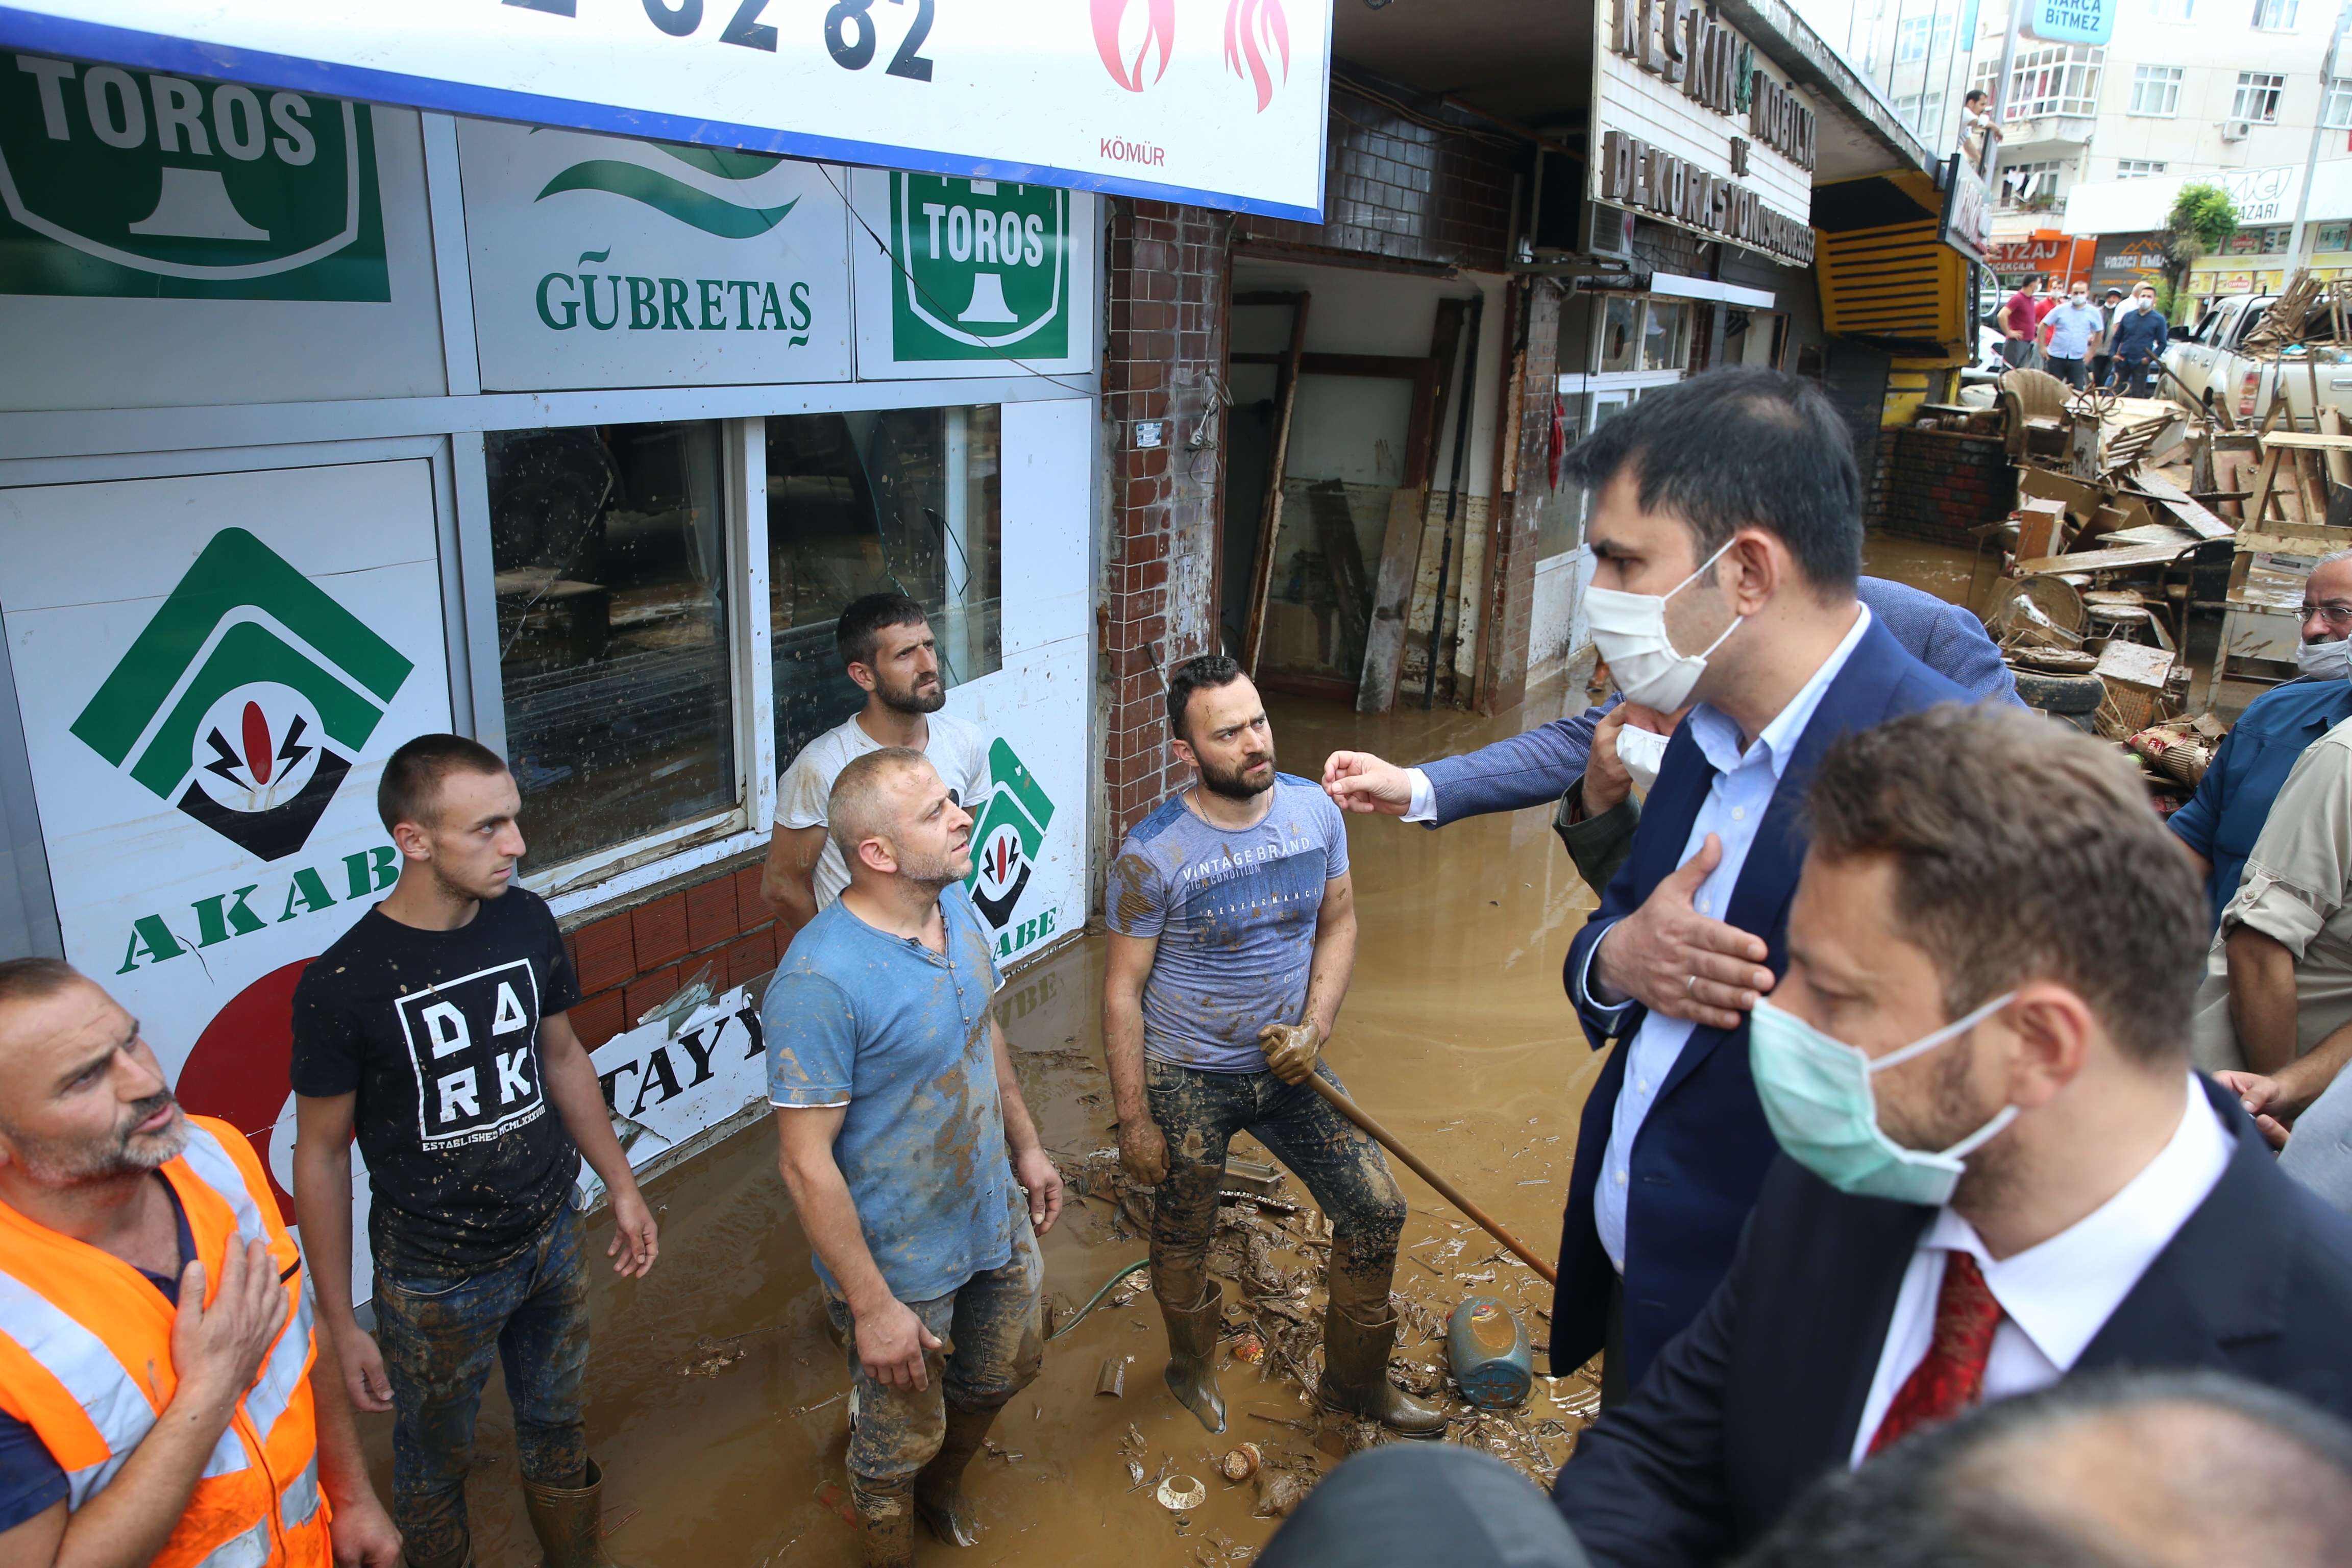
[891,172,1069,362]
[0,53,387,300]
[964,738,1059,958]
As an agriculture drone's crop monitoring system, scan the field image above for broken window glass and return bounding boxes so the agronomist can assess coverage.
[766,406,1002,766]
[487,420,736,874]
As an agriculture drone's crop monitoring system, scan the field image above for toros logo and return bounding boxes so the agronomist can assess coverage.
[963,738,1057,930]
[1089,0,1291,111]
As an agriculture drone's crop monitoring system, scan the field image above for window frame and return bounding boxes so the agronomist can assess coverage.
[1977,44,2103,119]
[2115,159,2168,178]
[2146,0,2193,19]
[2251,0,2298,27]
[2233,70,2286,121]
[2127,64,2182,117]
[2325,78,2352,129]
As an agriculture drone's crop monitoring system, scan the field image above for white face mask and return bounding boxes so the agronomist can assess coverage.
[1585,538,1745,712]
[1613,723,1671,796]
[2299,636,2352,682]
[2135,296,2154,312]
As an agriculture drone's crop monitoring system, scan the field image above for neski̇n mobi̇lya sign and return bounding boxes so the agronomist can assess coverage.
[0,0,1333,220]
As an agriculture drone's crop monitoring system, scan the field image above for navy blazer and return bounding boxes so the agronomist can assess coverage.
[1551,615,1968,1389]
[1552,1080,2352,1568]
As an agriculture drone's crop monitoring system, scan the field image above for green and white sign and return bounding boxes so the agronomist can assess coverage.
[459,119,851,391]
[852,167,1096,380]
[0,52,386,300]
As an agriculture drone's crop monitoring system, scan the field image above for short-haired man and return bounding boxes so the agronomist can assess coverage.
[761,594,989,949]
[2109,281,2170,398]
[2040,280,2103,389]
[1552,705,2352,1566]
[2091,286,2126,388]
[1957,89,2001,168]
[767,748,1062,1566]
[2000,275,2046,369]
[0,960,400,1568]
[291,734,659,1568]
[1105,656,1444,1439]
[1541,369,1969,1405]
[2169,549,2352,930]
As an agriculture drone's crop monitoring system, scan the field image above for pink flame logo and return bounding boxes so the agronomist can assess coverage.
[1224,0,1290,112]
[1092,0,1175,93]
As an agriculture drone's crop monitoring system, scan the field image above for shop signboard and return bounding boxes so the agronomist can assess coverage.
[1940,154,1993,267]
[2023,0,2115,45]
[850,167,1098,379]
[2090,230,2166,292]
[0,0,1331,221]
[458,119,853,391]
[0,461,452,1285]
[0,53,387,299]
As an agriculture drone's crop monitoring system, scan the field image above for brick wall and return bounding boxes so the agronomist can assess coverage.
[558,850,777,1049]
[1870,428,2016,545]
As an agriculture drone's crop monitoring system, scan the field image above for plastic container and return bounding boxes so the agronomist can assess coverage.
[1446,1296,1532,1409]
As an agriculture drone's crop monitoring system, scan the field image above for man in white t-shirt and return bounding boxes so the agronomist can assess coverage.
[761,594,989,949]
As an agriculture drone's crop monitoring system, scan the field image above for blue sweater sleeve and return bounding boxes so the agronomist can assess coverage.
[1418,699,1619,827]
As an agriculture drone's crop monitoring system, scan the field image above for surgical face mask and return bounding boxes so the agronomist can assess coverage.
[2135,295,2154,312]
[1613,723,1671,795]
[1749,993,2019,1207]
[2299,636,2352,682]
[1585,538,1744,712]
[2070,294,2088,307]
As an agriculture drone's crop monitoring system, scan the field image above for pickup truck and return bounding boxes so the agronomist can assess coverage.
[2165,291,2352,429]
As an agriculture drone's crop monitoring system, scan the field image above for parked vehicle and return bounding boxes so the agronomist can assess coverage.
[2166,292,2352,429]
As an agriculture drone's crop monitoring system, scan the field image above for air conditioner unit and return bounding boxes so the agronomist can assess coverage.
[1584,201,1635,259]
[2222,118,2252,140]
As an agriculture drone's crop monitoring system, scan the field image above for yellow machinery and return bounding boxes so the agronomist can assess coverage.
[1810,168,1974,425]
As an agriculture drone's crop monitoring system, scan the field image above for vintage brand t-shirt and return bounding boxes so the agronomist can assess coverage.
[776,711,990,912]
[291,886,583,1278]
[1105,775,1349,1072]
[763,882,1018,1304]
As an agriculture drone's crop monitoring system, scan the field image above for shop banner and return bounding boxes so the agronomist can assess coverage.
[0,0,1331,221]
[850,166,1098,380]
[459,120,853,391]
[0,460,453,1294]
[2024,0,2115,44]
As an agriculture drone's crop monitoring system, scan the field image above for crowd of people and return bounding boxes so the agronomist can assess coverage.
[1994,271,2171,397]
[8,366,2352,1568]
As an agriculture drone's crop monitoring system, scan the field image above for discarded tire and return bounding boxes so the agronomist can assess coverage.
[2012,670,2105,715]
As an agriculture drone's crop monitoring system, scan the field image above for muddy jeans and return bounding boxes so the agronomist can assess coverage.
[1144,1057,1407,1307]
[373,1205,592,1559]
[826,1214,1043,1492]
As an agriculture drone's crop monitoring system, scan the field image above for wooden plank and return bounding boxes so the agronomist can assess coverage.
[1241,292,1310,677]
[2257,432,2352,451]
[2015,541,2198,574]
[1305,479,1372,677]
[2094,640,2174,691]
[2101,523,2201,548]
[2126,469,2235,542]
[1356,487,1429,714]
[2323,408,2352,490]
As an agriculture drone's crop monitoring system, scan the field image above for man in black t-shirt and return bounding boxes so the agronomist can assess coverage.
[291,734,658,1568]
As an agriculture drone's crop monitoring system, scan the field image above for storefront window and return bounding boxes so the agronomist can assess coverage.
[1643,302,1691,371]
[488,421,737,874]
[766,406,1002,766]
[1599,297,1639,373]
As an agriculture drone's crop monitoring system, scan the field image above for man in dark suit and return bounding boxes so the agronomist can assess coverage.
[1554,704,2352,1566]
[1529,370,1969,1403]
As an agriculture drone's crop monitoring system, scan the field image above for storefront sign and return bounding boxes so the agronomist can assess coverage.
[851,167,1098,379]
[0,0,1331,221]
[1595,129,1815,264]
[458,120,852,391]
[2024,0,2115,45]
[0,461,452,1274]
[2090,229,2165,290]
[1940,153,1992,266]
[0,52,387,299]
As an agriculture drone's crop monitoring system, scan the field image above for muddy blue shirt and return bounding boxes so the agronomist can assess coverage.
[763,883,1018,1304]
[1107,775,1349,1072]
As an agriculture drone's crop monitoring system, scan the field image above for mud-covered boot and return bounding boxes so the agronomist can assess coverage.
[520,1459,633,1568]
[403,1535,473,1568]
[1157,1278,1229,1434]
[851,1474,916,1568]
[913,1401,999,1546]
[1318,1240,1448,1438]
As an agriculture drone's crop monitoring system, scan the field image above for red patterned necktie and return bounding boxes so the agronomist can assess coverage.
[1867,1250,2004,1457]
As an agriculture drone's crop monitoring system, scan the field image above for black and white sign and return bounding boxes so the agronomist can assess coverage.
[397,959,547,1147]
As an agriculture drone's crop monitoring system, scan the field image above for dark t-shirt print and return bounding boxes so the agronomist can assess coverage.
[399,959,546,1147]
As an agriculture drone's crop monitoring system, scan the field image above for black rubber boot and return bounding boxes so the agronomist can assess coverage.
[1318,1239,1448,1438]
[1157,1278,1229,1434]
[913,1402,999,1547]
[402,1535,473,1568]
[520,1458,633,1568]
[851,1474,916,1568]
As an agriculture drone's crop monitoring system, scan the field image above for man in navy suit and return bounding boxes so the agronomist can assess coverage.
[1554,704,2352,1566]
[1529,370,1971,1405]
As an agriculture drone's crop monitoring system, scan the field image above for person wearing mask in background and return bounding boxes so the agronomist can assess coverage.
[760,594,990,951]
[0,959,401,1568]
[291,735,659,1568]
[1550,704,2352,1567]
[1543,370,1969,1408]
[2169,551,2352,930]
[2109,282,2170,398]
[2000,275,2045,370]
[2040,282,2103,390]
[2091,287,2126,388]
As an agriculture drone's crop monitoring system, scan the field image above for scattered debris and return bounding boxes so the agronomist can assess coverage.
[1096,1357,1128,1397]
[1157,1475,1207,1511]
[1253,1471,1316,1520]
[1220,1442,1263,1482]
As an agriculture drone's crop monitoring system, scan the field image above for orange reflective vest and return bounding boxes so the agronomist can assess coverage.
[0,1115,327,1568]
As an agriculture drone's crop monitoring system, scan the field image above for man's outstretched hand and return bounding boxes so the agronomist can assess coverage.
[1590,834,1775,1030]
[1321,752,1414,816]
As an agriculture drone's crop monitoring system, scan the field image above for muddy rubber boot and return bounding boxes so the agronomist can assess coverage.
[520,1459,633,1568]
[852,1475,917,1568]
[402,1535,473,1568]
[913,1402,1000,1547]
[1157,1278,1229,1434]
[1318,1241,1448,1438]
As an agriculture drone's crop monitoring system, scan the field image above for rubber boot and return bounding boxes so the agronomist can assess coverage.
[851,1475,916,1568]
[520,1459,633,1568]
[913,1402,999,1547]
[1318,1239,1448,1438]
[1157,1277,1229,1434]
[403,1535,473,1568]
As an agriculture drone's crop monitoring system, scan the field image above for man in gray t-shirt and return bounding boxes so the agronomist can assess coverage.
[1104,655,1442,1440]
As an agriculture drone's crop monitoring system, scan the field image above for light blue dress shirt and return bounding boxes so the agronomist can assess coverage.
[2043,300,2102,359]
[1577,605,1876,1272]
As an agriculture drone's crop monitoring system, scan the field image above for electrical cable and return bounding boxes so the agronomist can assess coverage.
[1045,1257,1152,1341]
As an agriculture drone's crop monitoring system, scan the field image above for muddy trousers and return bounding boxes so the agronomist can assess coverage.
[1144,1057,1408,1314]
[374,1206,592,1563]
[826,1219,1044,1509]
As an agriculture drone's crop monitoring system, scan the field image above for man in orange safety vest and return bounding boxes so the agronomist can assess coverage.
[0,957,399,1568]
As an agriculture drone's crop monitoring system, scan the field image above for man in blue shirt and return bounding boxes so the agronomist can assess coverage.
[2109,281,2171,398]
[767,748,1063,1566]
[2170,550,2352,928]
[2041,281,2105,389]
